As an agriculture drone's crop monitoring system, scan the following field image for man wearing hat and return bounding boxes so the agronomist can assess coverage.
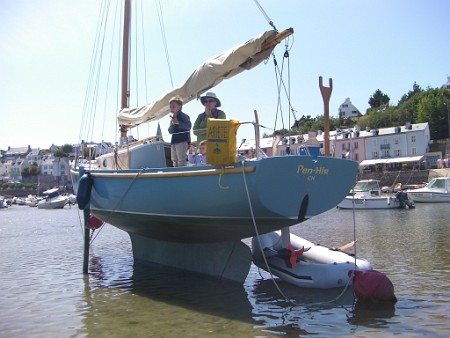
[193,92,226,143]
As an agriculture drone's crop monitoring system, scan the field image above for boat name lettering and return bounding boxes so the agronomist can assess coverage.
[207,125,228,139]
[296,165,329,175]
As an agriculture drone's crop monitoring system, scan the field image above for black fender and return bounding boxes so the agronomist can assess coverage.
[76,173,93,210]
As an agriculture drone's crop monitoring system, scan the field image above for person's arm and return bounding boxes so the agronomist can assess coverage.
[193,114,202,136]
[187,153,196,164]
[177,113,192,131]
[168,123,175,134]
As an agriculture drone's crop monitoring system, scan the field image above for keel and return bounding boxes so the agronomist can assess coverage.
[129,234,252,283]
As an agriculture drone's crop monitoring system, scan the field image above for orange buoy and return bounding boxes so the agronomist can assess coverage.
[88,215,104,230]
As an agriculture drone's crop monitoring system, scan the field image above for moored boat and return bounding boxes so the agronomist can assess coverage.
[37,188,68,209]
[337,179,415,210]
[0,198,8,209]
[72,1,359,283]
[406,177,450,203]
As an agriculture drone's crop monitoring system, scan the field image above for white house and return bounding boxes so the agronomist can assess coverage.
[25,148,44,166]
[338,98,359,118]
[359,122,430,169]
[40,156,55,176]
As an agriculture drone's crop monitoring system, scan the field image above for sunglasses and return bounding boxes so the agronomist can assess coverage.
[204,99,215,103]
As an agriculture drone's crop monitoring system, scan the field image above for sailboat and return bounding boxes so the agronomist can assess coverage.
[72,1,359,283]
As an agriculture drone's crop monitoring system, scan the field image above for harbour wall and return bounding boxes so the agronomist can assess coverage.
[357,168,450,188]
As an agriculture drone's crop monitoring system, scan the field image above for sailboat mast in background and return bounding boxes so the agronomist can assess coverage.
[121,0,132,139]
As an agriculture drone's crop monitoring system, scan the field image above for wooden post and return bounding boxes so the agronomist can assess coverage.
[83,207,90,274]
[319,76,333,156]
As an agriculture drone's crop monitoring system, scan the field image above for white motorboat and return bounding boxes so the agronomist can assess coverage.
[337,179,415,209]
[0,198,8,209]
[67,194,77,205]
[37,188,68,209]
[252,229,372,289]
[406,177,450,203]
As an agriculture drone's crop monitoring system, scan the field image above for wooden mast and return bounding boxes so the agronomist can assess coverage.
[120,0,132,138]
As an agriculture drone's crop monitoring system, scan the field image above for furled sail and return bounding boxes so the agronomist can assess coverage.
[118,28,293,127]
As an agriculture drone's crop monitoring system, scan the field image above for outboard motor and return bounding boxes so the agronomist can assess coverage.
[395,190,415,209]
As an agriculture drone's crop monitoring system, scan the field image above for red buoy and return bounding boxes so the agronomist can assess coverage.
[350,270,397,303]
[88,215,104,230]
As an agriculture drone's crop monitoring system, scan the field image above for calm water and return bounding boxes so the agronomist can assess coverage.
[0,204,449,337]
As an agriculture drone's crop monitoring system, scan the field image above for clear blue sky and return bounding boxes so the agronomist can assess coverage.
[1,0,449,151]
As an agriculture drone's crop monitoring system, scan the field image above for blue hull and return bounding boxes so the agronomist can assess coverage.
[73,155,358,243]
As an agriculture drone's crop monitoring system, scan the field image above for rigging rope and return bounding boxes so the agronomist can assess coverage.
[270,35,295,139]
[155,0,174,88]
[253,0,277,30]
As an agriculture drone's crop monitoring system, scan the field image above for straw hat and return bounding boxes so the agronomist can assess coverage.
[200,92,221,107]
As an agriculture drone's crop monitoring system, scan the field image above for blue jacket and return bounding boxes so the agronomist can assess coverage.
[168,111,191,144]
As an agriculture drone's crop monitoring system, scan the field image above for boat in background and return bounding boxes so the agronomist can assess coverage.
[406,177,450,203]
[337,179,415,210]
[0,198,8,209]
[72,1,359,283]
[67,194,77,205]
[37,188,68,209]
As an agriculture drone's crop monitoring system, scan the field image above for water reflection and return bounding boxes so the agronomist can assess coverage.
[248,276,357,335]
[78,257,257,337]
[78,254,368,337]
[348,301,397,328]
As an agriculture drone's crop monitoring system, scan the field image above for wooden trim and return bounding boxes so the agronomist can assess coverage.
[90,166,256,179]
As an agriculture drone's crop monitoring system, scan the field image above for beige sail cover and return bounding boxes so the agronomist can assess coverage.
[118,30,279,127]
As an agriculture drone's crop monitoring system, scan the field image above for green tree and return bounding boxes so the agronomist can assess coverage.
[416,88,450,140]
[21,162,40,177]
[398,82,423,105]
[54,143,73,157]
[368,89,390,110]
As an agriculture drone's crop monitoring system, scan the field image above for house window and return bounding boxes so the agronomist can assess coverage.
[383,149,390,158]
[354,153,359,161]
[411,135,416,142]
[372,151,379,159]
[342,143,345,150]
[394,149,401,157]
[394,138,399,145]
[354,142,358,149]
[412,147,417,155]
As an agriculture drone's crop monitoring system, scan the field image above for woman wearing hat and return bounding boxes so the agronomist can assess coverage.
[193,92,226,143]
